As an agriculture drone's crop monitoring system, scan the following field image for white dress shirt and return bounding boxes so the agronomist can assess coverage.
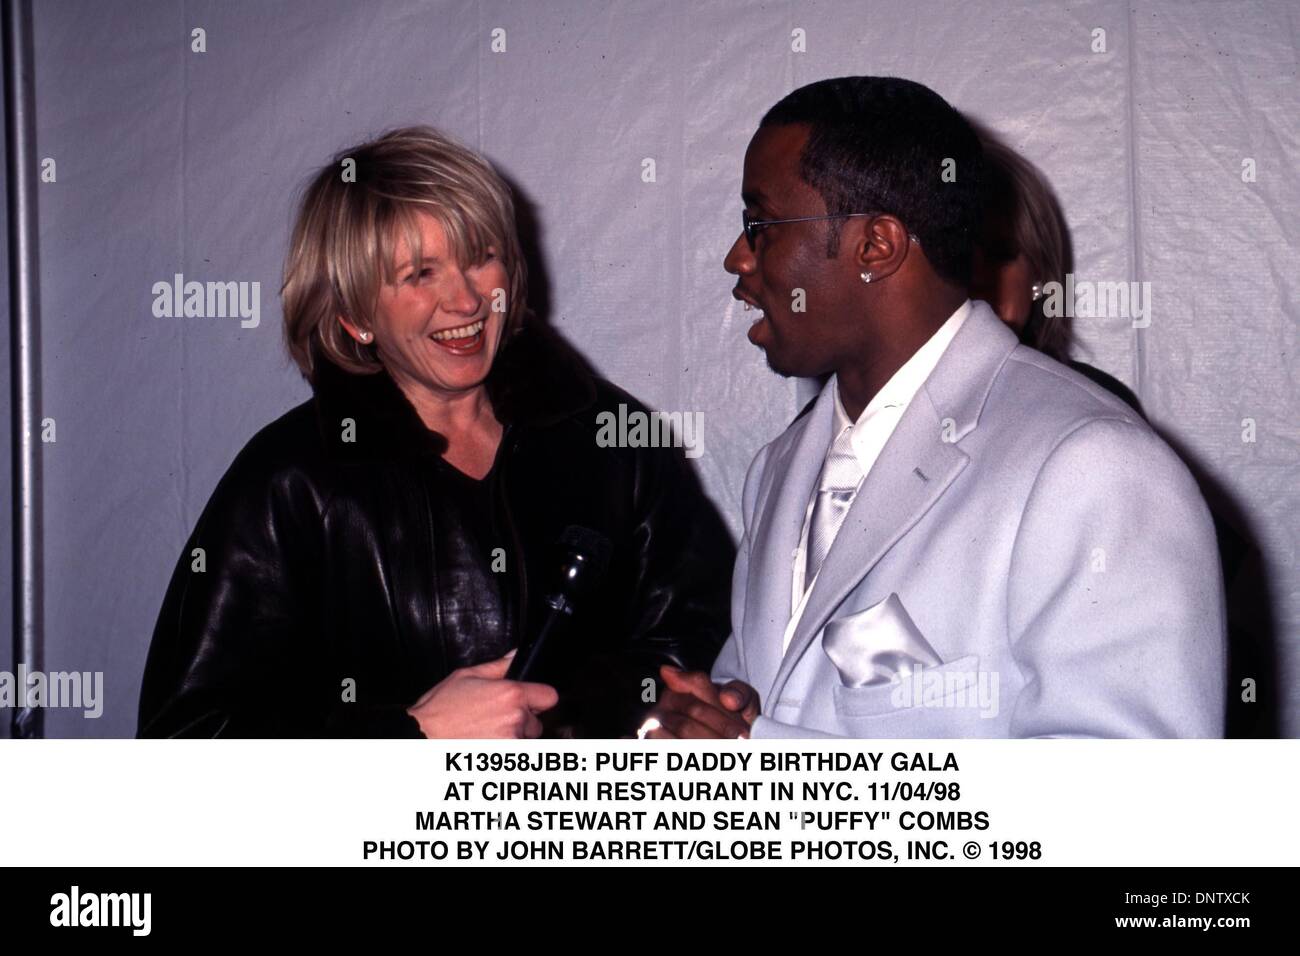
[782,298,972,652]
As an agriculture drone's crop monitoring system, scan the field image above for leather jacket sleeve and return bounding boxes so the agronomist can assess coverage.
[138,443,422,738]
[550,439,736,738]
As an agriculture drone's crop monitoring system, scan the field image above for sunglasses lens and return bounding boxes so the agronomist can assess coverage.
[742,211,755,249]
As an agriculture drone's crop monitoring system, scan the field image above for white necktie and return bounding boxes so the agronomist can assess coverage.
[806,425,861,589]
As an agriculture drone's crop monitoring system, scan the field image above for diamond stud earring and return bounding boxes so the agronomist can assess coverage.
[860,271,874,284]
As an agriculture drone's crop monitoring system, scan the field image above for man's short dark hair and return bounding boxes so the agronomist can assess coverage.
[761,76,984,288]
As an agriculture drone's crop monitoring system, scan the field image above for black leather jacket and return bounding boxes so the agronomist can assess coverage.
[138,324,734,738]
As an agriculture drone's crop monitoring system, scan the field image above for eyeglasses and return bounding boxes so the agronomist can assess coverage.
[741,209,920,251]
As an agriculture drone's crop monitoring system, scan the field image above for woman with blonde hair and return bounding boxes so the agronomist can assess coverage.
[139,126,732,738]
[970,125,1140,410]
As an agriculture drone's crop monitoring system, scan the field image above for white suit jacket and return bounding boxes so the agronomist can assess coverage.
[712,301,1226,738]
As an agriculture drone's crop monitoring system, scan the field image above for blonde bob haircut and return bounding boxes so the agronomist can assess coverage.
[281,125,528,379]
[973,126,1073,363]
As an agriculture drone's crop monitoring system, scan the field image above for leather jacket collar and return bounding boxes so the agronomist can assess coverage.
[309,322,599,460]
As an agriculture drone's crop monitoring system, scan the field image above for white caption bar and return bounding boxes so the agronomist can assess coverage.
[0,740,1293,866]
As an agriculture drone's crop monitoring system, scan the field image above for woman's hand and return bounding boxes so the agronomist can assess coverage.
[406,651,559,738]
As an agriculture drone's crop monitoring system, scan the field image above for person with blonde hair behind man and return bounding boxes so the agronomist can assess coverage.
[969,123,1140,410]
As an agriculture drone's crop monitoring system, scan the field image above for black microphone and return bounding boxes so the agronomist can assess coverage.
[506,525,613,681]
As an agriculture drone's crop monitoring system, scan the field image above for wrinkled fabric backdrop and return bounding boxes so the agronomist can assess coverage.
[1,0,1296,737]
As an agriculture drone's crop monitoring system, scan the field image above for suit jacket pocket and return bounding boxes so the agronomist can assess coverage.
[831,655,981,719]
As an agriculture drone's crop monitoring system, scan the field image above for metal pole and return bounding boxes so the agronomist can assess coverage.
[4,0,43,738]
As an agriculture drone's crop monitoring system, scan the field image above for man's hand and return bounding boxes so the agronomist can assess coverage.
[641,665,760,739]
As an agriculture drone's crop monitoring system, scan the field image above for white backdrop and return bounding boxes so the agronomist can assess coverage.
[4,0,1296,737]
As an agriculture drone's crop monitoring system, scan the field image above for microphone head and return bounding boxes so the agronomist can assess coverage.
[556,525,613,597]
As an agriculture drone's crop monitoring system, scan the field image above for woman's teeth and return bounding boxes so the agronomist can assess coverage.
[430,319,485,341]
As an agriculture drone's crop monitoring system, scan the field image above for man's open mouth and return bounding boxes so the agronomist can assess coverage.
[735,291,766,323]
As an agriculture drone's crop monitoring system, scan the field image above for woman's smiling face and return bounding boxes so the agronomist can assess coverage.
[363,210,511,401]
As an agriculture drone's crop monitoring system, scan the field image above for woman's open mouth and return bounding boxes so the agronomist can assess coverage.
[429,318,486,355]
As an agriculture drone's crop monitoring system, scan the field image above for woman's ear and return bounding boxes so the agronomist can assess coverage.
[337,314,373,343]
[989,253,1035,335]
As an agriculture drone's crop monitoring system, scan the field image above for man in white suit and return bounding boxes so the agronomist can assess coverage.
[646,76,1225,739]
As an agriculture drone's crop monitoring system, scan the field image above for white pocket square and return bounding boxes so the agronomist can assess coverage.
[822,593,943,688]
